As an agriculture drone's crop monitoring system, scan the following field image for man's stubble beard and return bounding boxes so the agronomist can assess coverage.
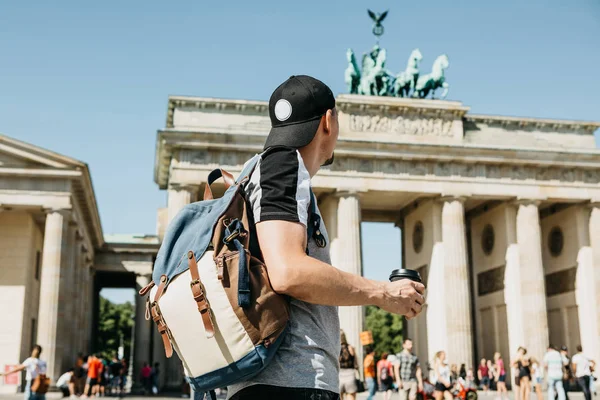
[321,152,334,167]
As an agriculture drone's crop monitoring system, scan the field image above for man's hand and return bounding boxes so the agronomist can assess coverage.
[397,380,403,390]
[377,279,425,318]
[418,383,424,392]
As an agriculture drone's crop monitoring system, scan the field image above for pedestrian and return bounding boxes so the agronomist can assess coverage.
[450,364,458,385]
[572,345,595,400]
[363,346,377,400]
[493,352,507,400]
[432,351,452,400]
[98,357,107,397]
[459,364,466,380]
[119,359,127,394]
[0,344,48,400]
[109,355,121,395]
[141,362,152,395]
[395,338,423,400]
[545,345,568,400]
[487,359,496,390]
[73,355,86,396]
[561,346,572,398]
[338,330,358,400]
[56,369,76,398]
[531,359,543,400]
[477,358,489,391]
[377,353,395,400]
[465,369,477,390]
[82,354,102,398]
[151,362,160,395]
[512,347,531,400]
[224,75,424,400]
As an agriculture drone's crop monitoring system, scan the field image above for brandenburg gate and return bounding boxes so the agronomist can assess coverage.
[155,93,600,382]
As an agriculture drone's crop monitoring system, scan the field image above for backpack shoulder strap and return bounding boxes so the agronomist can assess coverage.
[236,154,261,185]
[306,189,326,254]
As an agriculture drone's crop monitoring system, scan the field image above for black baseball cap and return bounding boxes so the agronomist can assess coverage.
[264,75,336,150]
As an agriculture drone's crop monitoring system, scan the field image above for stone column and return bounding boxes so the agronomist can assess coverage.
[332,192,364,375]
[426,201,446,366]
[440,197,473,366]
[37,209,71,381]
[71,246,81,354]
[167,184,198,224]
[580,205,600,363]
[515,201,549,361]
[83,263,94,354]
[60,224,77,372]
[134,274,152,386]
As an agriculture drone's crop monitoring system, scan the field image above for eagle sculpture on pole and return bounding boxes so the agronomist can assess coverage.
[368,9,388,38]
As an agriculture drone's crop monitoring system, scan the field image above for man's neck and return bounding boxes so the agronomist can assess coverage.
[298,146,321,177]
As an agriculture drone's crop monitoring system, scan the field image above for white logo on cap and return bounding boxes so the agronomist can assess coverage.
[274,99,292,122]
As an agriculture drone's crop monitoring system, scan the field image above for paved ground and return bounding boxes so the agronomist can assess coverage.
[0,391,591,400]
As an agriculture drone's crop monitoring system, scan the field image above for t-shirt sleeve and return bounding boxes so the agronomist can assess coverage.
[253,147,310,226]
[22,358,33,368]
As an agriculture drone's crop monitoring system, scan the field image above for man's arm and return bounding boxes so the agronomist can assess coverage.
[257,220,425,317]
[394,363,402,388]
[417,365,423,390]
[0,364,26,376]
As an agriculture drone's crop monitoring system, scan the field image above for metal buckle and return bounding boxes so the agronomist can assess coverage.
[190,279,200,288]
[224,231,240,243]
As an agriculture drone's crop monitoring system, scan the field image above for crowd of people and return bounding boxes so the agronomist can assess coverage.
[335,333,598,400]
[0,345,130,400]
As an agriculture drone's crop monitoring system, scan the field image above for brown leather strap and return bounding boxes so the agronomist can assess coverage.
[138,280,155,296]
[203,169,235,201]
[150,275,173,358]
[151,302,173,358]
[188,251,215,338]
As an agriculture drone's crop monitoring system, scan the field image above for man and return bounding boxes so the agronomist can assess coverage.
[55,369,75,398]
[0,344,47,400]
[108,355,122,395]
[562,346,572,399]
[363,347,377,400]
[477,358,489,391]
[82,354,101,398]
[572,345,595,400]
[227,75,425,399]
[395,338,423,400]
[544,345,568,400]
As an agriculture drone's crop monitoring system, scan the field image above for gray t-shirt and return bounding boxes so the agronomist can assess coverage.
[228,147,340,398]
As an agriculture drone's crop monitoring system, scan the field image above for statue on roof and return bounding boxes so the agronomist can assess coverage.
[344,9,450,99]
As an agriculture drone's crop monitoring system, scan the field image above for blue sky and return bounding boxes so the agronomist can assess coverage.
[1,1,599,302]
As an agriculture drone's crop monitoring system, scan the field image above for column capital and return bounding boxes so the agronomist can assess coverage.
[586,201,600,209]
[331,189,366,198]
[438,195,468,204]
[42,207,72,216]
[513,198,543,207]
[168,183,199,194]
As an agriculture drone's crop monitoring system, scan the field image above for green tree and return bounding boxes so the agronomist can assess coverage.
[365,305,403,357]
[97,296,134,360]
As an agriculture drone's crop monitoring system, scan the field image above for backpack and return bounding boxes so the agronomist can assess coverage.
[31,363,50,394]
[138,155,322,398]
[380,363,390,381]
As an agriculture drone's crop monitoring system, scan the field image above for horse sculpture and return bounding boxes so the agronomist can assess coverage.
[359,46,391,96]
[412,54,449,99]
[394,48,422,97]
[345,49,361,94]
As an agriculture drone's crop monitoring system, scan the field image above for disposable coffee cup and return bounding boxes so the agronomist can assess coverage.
[389,269,422,283]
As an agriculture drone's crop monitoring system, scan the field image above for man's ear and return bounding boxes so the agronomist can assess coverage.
[323,109,334,134]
